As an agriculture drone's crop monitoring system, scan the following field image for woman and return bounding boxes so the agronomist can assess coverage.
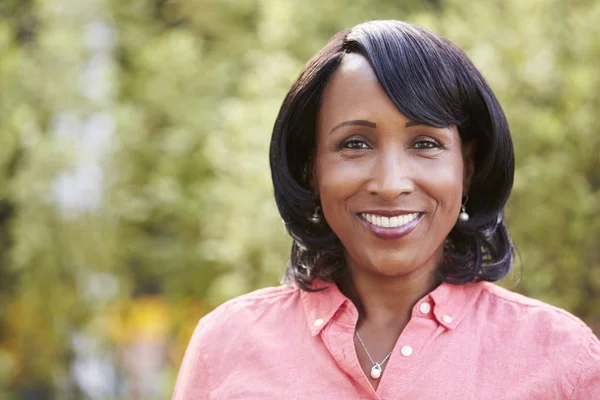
[172,20,600,399]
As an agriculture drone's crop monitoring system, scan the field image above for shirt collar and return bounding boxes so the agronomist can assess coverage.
[300,279,353,336]
[301,278,484,334]
[426,280,483,329]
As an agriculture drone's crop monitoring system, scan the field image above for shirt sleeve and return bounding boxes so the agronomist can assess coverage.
[571,331,600,399]
[171,318,210,400]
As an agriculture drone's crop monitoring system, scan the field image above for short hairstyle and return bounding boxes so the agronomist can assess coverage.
[269,20,515,290]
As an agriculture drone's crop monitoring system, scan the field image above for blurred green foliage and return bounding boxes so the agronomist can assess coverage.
[0,0,599,398]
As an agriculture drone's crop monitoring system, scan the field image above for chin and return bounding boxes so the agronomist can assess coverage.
[351,247,440,277]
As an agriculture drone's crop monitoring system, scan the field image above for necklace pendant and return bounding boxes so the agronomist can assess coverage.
[370,363,382,380]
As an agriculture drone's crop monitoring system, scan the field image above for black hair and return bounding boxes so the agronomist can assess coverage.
[269,20,515,290]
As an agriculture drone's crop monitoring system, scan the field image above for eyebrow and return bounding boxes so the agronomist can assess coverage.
[329,119,427,134]
[328,120,375,134]
[405,120,425,127]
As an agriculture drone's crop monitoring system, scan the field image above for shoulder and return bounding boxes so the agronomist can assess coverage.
[172,285,304,397]
[204,284,300,317]
[195,284,302,339]
[477,281,592,334]
[474,282,600,396]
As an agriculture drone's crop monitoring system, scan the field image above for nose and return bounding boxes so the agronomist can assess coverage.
[366,150,415,201]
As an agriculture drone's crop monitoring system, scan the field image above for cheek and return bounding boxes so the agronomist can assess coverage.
[316,157,362,197]
[315,157,365,221]
[424,160,464,213]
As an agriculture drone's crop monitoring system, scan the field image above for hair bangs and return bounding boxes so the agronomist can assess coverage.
[343,21,468,130]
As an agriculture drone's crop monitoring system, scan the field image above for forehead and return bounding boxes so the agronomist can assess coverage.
[318,53,404,128]
[331,53,379,86]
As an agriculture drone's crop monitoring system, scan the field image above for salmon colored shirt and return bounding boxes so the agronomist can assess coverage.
[172,280,600,399]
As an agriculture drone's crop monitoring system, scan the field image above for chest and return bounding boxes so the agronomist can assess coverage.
[207,318,568,400]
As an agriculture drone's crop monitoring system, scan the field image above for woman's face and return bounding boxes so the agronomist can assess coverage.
[313,53,474,279]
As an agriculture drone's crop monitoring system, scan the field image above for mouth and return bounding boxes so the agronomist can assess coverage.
[358,212,423,240]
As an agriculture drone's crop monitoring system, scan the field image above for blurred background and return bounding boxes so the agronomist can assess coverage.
[0,0,599,398]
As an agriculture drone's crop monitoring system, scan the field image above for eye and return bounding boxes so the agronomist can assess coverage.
[412,139,441,150]
[342,139,371,150]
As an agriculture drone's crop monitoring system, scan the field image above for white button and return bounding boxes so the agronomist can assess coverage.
[313,318,324,327]
[419,302,431,314]
[401,345,413,357]
[443,315,453,324]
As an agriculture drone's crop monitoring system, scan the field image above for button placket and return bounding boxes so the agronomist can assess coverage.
[375,313,439,397]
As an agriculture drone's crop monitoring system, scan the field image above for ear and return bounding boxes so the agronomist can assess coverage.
[462,140,476,194]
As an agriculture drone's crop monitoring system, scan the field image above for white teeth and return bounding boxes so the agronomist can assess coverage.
[361,213,419,228]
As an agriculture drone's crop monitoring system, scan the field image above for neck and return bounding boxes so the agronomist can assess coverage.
[337,257,442,332]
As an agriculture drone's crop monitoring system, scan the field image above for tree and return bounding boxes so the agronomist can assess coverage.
[0,0,598,398]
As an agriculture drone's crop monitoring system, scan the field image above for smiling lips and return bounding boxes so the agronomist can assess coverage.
[361,212,419,228]
[358,212,423,240]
